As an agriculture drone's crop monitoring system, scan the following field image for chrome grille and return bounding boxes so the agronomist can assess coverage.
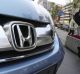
[1,21,54,63]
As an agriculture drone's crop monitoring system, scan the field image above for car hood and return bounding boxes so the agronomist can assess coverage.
[0,0,50,22]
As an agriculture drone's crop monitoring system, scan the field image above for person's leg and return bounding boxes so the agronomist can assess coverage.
[72,30,74,35]
[77,27,80,35]
[68,29,71,35]
[78,47,80,57]
[69,30,74,35]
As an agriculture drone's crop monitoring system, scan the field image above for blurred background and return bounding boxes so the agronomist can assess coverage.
[34,0,80,74]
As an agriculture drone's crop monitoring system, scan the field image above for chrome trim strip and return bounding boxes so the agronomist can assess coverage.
[35,26,53,46]
[0,47,53,63]
[16,25,24,47]
[0,26,11,49]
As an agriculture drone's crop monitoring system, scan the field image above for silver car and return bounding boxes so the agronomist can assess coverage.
[0,0,64,74]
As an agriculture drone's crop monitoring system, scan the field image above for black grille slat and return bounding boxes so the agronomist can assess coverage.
[19,25,28,37]
[0,14,49,27]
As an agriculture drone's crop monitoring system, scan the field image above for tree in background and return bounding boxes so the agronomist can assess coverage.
[49,2,61,19]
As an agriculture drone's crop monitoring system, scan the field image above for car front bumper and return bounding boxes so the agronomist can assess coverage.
[0,34,64,74]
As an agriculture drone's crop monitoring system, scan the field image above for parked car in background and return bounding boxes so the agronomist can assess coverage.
[61,24,69,31]
[0,0,64,74]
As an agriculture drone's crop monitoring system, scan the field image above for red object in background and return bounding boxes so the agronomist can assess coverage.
[70,35,80,39]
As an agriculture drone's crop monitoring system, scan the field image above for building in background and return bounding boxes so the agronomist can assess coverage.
[60,3,73,25]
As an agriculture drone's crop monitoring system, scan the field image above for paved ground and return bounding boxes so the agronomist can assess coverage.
[56,27,80,74]
[55,27,68,45]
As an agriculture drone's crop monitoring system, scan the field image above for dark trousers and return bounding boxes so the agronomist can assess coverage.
[78,47,80,57]
[68,29,74,35]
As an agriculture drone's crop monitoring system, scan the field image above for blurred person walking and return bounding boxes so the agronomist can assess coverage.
[68,19,75,35]
[73,9,80,36]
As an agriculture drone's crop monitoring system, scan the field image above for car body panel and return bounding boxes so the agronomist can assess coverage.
[0,0,50,23]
